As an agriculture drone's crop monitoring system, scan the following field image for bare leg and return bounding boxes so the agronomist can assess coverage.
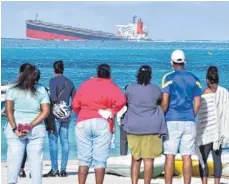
[201,177,208,184]
[214,178,220,184]
[78,166,89,184]
[182,155,192,184]
[131,155,142,184]
[143,158,154,184]
[95,168,105,184]
[165,155,175,184]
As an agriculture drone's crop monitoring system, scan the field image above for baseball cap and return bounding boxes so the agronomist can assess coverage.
[171,50,186,64]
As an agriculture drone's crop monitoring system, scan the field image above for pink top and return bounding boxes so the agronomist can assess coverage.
[72,77,126,132]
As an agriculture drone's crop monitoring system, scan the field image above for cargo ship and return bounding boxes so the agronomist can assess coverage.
[26,15,151,41]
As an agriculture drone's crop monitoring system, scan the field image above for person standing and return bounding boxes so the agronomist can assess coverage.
[5,64,50,184]
[72,64,126,184]
[118,109,128,155]
[43,60,76,177]
[19,65,41,178]
[4,63,34,178]
[161,50,202,184]
[123,65,167,184]
[18,63,32,178]
[117,85,128,156]
[196,66,229,184]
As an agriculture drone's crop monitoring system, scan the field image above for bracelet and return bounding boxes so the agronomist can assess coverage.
[12,127,17,133]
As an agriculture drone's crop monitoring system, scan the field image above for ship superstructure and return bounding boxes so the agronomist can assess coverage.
[115,16,149,40]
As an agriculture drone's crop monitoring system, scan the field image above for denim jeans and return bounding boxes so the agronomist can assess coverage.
[48,119,69,171]
[4,123,45,184]
[76,118,112,168]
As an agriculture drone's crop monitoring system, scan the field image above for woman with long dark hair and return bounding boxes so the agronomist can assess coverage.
[122,65,168,184]
[18,63,33,178]
[196,66,229,184]
[5,64,50,184]
[20,67,41,178]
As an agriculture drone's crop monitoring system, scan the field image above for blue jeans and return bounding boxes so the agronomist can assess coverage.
[4,123,45,184]
[76,118,112,168]
[48,119,69,171]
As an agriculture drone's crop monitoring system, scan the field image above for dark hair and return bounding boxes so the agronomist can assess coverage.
[36,69,40,82]
[15,64,39,94]
[206,66,219,84]
[19,63,32,73]
[172,62,185,67]
[53,60,64,74]
[137,65,152,85]
[97,64,111,79]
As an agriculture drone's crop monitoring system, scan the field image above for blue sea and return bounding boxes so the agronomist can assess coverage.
[1,38,229,161]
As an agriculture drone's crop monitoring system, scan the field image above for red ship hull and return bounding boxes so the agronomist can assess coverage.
[26,28,87,40]
[26,20,125,40]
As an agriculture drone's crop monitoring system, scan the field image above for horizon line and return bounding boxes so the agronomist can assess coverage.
[2,37,229,42]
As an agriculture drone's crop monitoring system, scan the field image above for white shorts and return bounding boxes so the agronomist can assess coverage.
[163,121,196,156]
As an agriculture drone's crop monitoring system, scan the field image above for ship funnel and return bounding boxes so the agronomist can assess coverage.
[137,19,144,34]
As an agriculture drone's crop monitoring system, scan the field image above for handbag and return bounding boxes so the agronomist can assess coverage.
[44,87,56,132]
[52,78,71,119]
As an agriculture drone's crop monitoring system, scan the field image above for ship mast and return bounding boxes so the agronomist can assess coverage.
[35,13,39,21]
[132,15,136,24]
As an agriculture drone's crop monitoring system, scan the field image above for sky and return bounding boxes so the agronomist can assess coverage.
[1,1,229,40]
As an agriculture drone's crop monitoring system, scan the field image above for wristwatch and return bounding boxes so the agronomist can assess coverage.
[12,127,17,133]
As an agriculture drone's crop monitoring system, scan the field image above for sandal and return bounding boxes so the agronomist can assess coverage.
[19,170,26,178]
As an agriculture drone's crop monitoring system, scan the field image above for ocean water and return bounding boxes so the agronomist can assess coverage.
[1,38,229,161]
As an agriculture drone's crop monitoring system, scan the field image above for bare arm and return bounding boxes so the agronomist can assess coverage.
[6,100,17,129]
[72,88,82,115]
[193,88,209,117]
[71,84,76,100]
[6,100,28,137]
[193,78,202,116]
[30,103,50,127]
[203,88,212,95]
[194,96,201,117]
[111,87,126,116]
[161,93,170,113]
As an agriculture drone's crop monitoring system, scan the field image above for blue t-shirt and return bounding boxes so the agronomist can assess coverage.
[6,84,50,124]
[161,69,202,122]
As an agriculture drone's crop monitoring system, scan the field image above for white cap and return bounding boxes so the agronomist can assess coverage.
[171,50,186,64]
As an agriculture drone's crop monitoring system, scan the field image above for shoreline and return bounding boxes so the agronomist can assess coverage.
[2,161,229,184]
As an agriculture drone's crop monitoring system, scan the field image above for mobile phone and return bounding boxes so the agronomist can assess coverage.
[24,124,32,132]
[17,123,24,132]
[17,124,32,132]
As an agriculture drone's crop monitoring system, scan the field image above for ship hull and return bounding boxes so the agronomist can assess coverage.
[26,23,123,41]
